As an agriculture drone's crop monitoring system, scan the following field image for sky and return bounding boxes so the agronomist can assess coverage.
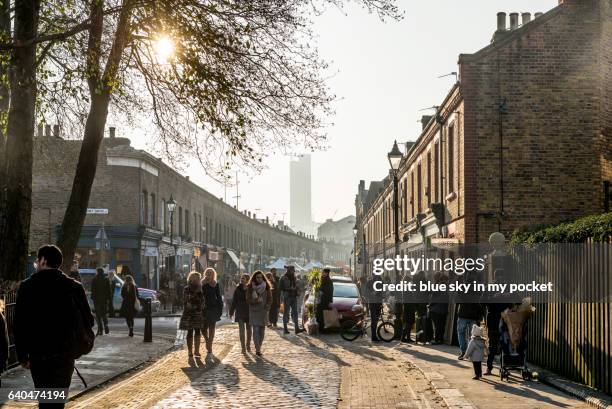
[130,0,557,228]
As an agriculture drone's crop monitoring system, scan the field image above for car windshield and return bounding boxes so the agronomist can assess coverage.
[333,283,359,298]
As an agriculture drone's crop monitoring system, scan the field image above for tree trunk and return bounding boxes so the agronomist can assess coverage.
[57,0,133,273]
[57,93,110,273]
[0,0,41,282]
[0,0,11,260]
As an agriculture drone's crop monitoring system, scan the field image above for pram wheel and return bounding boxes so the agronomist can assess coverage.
[500,369,509,381]
[521,370,532,380]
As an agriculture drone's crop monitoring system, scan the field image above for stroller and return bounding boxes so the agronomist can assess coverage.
[498,316,535,381]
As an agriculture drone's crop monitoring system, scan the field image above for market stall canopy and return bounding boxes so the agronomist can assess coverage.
[226,250,246,270]
[303,261,323,271]
[265,258,287,270]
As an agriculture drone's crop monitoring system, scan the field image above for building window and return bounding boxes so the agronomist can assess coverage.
[178,206,183,237]
[185,210,190,238]
[141,190,148,225]
[417,163,422,213]
[410,172,414,218]
[448,125,455,193]
[426,151,432,207]
[150,193,156,228]
[161,199,166,233]
[434,142,439,203]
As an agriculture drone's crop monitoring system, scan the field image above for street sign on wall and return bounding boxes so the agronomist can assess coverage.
[87,208,109,215]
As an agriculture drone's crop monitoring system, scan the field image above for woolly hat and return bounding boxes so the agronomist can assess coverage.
[471,324,483,338]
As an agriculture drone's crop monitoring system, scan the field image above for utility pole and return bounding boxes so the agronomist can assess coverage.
[233,171,241,211]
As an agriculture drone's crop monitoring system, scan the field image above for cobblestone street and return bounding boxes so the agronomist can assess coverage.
[56,322,593,409]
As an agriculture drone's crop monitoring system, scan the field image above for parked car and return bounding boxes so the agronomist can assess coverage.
[331,275,353,283]
[301,281,363,328]
[79,269,161,314]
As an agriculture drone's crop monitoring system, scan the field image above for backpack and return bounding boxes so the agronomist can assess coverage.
[68,287,95,360]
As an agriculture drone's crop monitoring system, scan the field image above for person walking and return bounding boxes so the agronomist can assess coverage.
[464,324,487,380]
[230,274,252,353]
[365,274,383,342]
[279,266,304,335]
[201,268,223,356]
[267,269,281,329]
[223,278,234,318]
[316,268,334,333]
[91,267,112,336]
[68,259,81,282]
[108,269,117,317]
[456,302,484,360]
[15,245,94,408]
[247,271,272,356]
[120,275,139,337]
[179,272,205,358]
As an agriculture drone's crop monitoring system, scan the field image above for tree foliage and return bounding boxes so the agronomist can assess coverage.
[511,213,612,244]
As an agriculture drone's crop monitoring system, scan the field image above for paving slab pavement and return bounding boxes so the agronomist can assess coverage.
[394,341,591,409]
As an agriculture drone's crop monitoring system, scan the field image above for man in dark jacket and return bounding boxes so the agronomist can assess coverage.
[91,267,112,335]
[15,245,94,408]
[268,268,281,329]
[279,266,304,334]
[365,274,383,342]
[316,268,334,333]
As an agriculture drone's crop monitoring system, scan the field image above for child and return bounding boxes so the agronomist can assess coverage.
[464,324,486,380]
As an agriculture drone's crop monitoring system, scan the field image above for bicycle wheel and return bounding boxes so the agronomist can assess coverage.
[377,321,395,342]
[341,319,363,341]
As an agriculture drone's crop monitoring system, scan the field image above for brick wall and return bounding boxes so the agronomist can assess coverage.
[461,0,609,242]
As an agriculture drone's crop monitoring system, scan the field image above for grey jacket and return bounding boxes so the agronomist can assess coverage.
[464,336,487,362]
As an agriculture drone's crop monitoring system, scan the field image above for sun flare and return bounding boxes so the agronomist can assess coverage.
[154,35,174,63]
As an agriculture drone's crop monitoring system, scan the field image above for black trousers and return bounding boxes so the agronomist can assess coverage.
[94,303,108,332]
[429,312,447,343]
[30,357,74,408]
[369,303,382,340]
[269,302,279,325]
[402,304,416,340]
[487,330,500,370]
[472,361,482,377]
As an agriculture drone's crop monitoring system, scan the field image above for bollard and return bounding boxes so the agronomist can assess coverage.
[144,298,153,343]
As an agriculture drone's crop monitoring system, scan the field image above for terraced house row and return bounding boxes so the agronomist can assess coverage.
[354,0,612,278]
[30,128,324,288]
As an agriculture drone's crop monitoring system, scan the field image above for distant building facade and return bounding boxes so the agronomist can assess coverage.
[30,130,324,288]
[289,155,314,236]
[354,1,612,279]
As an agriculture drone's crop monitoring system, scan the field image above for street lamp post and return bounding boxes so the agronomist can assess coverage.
[166,195,177,311]
[388,140,403,279]
[388,140,403,340]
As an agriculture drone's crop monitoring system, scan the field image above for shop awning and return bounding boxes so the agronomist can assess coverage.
[226,250,245,270]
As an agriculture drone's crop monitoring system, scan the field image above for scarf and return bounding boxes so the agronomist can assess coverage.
[252,281,266,300]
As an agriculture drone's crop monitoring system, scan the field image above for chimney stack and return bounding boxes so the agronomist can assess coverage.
[509,13,519,29]
[421,115,433,130]
[53,124,60,138]
[534,12,543,18]
[45,124,51,137]
[497,12,507,31]
[109,126,116,139]
[37,124,43,137]
[521,12,531,25]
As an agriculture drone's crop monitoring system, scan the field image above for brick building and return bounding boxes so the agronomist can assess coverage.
[31,128,323,288]
[354,0,612,278]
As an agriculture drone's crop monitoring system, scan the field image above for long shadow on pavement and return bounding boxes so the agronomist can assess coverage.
[241,355,326,407]
[479,376,575,407]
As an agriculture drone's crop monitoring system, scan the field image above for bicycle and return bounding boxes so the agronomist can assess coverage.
[340,306,395,342]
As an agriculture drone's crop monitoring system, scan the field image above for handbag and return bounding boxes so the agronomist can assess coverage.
[323,309,340,329]
[134,297,141,311]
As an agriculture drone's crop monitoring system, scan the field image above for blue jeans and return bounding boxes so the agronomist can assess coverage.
[457,318,478,354]
[283,296,299,331]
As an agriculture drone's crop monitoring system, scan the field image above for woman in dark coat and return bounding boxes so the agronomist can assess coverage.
[201,268,223,356]
[247,270,272,356]
[230,274,251,353]
[179,272,205,358]
[120,275,139,337]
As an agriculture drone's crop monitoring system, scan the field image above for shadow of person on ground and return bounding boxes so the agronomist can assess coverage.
[241,355,325,407]
[479,376,575,408]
